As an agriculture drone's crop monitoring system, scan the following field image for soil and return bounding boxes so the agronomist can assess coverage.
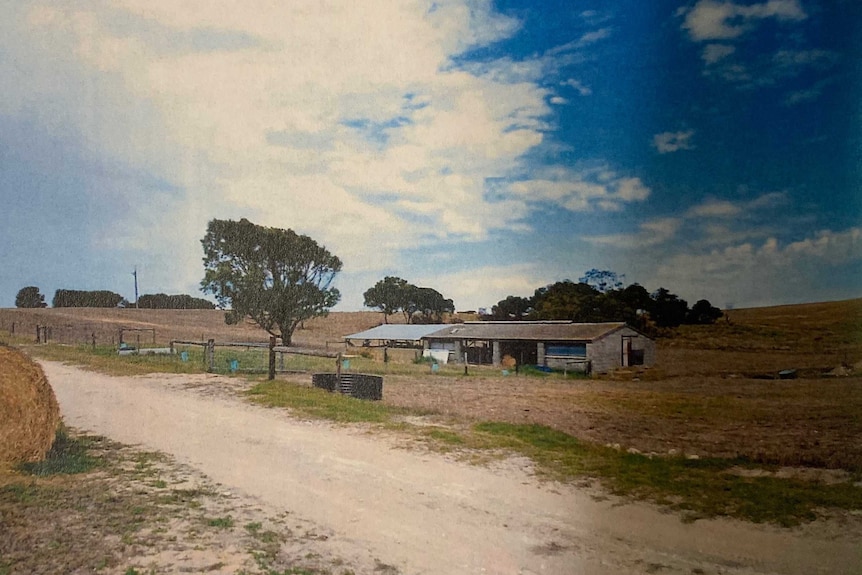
[42,361,862,575]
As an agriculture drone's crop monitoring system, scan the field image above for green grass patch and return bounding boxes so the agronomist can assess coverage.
[469,421,862,526]
[246,381,403,423]
[18,426,100,476]
[206,515,234,529]
[27,343,204,376]
[423,428,466,446]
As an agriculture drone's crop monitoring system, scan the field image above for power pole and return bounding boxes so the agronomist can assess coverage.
[132,267,139,309]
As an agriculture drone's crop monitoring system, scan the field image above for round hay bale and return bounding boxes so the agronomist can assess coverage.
[0,345,60,467]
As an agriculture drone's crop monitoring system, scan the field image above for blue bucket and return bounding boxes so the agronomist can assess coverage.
[229,359,239,373]
[180,351,189,362]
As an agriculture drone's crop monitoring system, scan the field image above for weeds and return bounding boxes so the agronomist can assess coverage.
[469,421,862,526]
[247,381,403,423]
[206,515,235,528]
[18,425,99,476]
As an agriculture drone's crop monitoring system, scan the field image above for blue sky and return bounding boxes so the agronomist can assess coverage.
[1,0,859,311]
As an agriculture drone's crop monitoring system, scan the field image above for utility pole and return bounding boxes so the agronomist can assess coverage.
[132,267,139,309]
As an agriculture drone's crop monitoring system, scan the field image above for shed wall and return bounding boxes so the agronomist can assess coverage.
[588,326,655,373]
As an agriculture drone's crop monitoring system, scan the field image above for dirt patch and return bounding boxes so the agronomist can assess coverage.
[0,429,377,575]
[0,345,59,466]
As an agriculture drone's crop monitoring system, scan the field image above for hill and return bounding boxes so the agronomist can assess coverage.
[0,308,388,349]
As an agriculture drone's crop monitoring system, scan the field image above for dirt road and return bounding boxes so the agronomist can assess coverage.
[42,361,861,575]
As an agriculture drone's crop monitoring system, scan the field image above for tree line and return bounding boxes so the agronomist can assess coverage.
[14,220,723,348]
[485,270,722,331]
[362,276,455,324]
[15,287,214,309]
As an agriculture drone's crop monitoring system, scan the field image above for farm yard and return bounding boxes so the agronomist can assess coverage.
[2,298,862,574]
[5,298,861,472]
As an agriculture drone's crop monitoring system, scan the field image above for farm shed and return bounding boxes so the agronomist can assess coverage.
[421,321,655,374]
[344,324,449,349]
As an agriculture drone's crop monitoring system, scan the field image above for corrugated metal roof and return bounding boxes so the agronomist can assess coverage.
[422,321,629,342]
[344,324,450,342]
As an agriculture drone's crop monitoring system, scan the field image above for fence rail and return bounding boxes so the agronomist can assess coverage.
[169,338,342,379]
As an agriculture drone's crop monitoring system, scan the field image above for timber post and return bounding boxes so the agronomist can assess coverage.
[206,339,215,372]
[268,336,276,380]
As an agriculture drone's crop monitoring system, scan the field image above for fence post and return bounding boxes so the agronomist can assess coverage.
[35,325,41,344]
[206,339,215,373]
[336,352,342,381]
[92,333,96,351]
[268,336,276,381]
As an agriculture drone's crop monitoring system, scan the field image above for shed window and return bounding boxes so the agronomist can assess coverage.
[546,344,586,357]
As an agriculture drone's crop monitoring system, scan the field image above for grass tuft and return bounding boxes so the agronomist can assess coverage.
[247,381,400,423]
[18,426,100,476]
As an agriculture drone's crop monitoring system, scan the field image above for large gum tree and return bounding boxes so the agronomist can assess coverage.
[201,218,342,346]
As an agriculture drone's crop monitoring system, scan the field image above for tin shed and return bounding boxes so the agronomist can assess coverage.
[421,321,655,374]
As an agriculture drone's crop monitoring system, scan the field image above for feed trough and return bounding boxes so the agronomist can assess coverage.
[312,373,383,400]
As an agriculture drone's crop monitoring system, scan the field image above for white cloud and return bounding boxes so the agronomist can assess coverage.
[687,199,741,218]
[644,227,862,308]
[702,43,735,65]
[416,264,545,311]
[561,78,592,96]
[686,191,786,218]
[681,0,806,42]
[507,167,650,213]
[653,130,695,153]
[17,0,564,278]
[583,217,681,248]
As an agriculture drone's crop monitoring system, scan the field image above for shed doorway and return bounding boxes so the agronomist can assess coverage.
[621,335,644,367]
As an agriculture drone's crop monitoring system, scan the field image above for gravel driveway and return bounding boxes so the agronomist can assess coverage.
[42,361,862,575]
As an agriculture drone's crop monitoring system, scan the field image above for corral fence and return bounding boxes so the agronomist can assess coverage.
[170,337,343,379]
[0,316,156,348]
[169,338,382,398]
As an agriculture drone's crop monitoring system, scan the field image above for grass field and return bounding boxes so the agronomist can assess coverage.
[7,298,862,525]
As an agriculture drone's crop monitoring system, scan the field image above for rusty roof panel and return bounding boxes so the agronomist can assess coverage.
[422,321,629,342]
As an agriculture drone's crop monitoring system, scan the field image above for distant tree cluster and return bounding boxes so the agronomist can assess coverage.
[52,289,127,308]
[15,286,47,308]
[485,270,722,331]
[137,293,215,309]
[363,276,454,324]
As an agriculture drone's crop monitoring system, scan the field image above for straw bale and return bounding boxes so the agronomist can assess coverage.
[0,345,60,467]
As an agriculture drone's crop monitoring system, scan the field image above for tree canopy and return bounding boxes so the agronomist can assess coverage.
[405,286,454,324]
[200,218,342,345]
[53,289,126,308]
[483,270,721,333]
[363,277,453,324]
[137,293,215,309]
[15,286,47,308]
[363,276,410,323]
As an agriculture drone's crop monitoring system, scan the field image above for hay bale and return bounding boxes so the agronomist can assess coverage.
[0,345,60,467]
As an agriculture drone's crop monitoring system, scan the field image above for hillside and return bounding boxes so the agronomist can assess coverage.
[1,298,859,361]
[0,308,389,349]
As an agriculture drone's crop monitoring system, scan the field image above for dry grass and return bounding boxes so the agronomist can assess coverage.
[0,429,366,574]
[5,299,862,472]
[0,345,59,468]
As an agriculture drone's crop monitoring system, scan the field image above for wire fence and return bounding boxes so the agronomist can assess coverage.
[170,340,342,376]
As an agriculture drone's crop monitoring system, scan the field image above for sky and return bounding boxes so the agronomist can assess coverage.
[1,0,859,312]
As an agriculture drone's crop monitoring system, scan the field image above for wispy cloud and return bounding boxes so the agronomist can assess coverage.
[653,130,695,154]
[583,218,680,248]
[645,227,862,308]
[507,167,650,214]
[561,78,592,96]
[680,0,806,42]
[701,43,735,65]
[686,192,786,219]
